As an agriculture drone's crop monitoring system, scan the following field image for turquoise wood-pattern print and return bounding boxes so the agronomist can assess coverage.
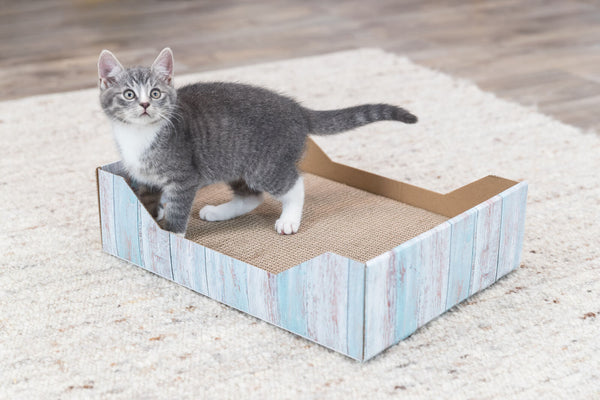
[416,223,452,328]
[364,235,422,360]
[273,253,364,359]
[445,208,477,306]
[113,176,142,265]
[97,169,117,255]
[363,224,452,360]
[363,191,510,360]
[139,203,173,279]
[346,259,366,360]
[170,235,209,295]
[364,251,399,360]
[205,248,250,312]
[305,253,350,353]
[276,263,309,338]
[469,195,503,295]
[247,267,280,325]
[98,169,364,360]
[392,239,420,345]
[496,182,528,279]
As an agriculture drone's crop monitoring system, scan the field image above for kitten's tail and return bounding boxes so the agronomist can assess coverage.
[305,104,417,136]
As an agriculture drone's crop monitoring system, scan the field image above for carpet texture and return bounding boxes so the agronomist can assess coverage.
[1,49,599,399]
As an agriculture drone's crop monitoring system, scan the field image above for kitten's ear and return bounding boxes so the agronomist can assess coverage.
[98,50,124,90]
[151,48,174,85]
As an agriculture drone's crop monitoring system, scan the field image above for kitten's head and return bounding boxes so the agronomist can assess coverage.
[97,48,177,126]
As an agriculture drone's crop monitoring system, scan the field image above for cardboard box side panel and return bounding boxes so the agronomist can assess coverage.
[363,228,442,360]
[445,209,478,306]
[416,223,452,328]
[113,175,143,265]
[391,239,420,345]
[187,250,363,360]
[496,182,528,279]
[273,254,365,360]
[305,253,350,354]
[98,169,118,255]
[247,267,280,324]
[346,259,366,361]
[277,265,309,338]
[205,248,250,312]
[364,216,479,361]
[469,196,503,295]
[169,234,209,295]
[99,166,360,358]
[363,196,508,360]
[138,190,173,279]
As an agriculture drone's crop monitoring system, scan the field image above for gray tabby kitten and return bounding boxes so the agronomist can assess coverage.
[97,48,417,235]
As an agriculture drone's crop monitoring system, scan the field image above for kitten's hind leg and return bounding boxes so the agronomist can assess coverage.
[274,176,304,235]
[199,179,264,222]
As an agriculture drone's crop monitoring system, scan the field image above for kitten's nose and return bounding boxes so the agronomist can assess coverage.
[140,102,150,109]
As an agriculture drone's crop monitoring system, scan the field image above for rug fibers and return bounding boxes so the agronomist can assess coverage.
[1,49,599,399]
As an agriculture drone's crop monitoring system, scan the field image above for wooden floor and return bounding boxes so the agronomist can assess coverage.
[1,0,599,131]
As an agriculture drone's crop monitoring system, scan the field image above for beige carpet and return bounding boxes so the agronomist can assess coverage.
[1,49,599,399]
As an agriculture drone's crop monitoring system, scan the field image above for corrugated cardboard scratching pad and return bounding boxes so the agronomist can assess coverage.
[187,174,449,274]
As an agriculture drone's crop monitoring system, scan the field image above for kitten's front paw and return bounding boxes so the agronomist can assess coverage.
[157,218,185,236]
[158,218,169,230]
[275,218,300,235]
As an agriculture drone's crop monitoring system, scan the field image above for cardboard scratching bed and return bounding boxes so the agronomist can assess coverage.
[96,138,527,361]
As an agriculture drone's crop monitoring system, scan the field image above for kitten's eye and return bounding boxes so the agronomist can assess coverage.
[123,89,136,100]
[150,89,161,99]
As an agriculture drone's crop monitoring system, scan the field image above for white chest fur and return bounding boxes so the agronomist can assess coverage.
[112,121,163,185]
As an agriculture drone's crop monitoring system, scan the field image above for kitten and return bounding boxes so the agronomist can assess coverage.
[97,48,417,235]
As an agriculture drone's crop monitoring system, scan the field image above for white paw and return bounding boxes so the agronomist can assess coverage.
[199,205,222,221]
[275,218,300,235]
